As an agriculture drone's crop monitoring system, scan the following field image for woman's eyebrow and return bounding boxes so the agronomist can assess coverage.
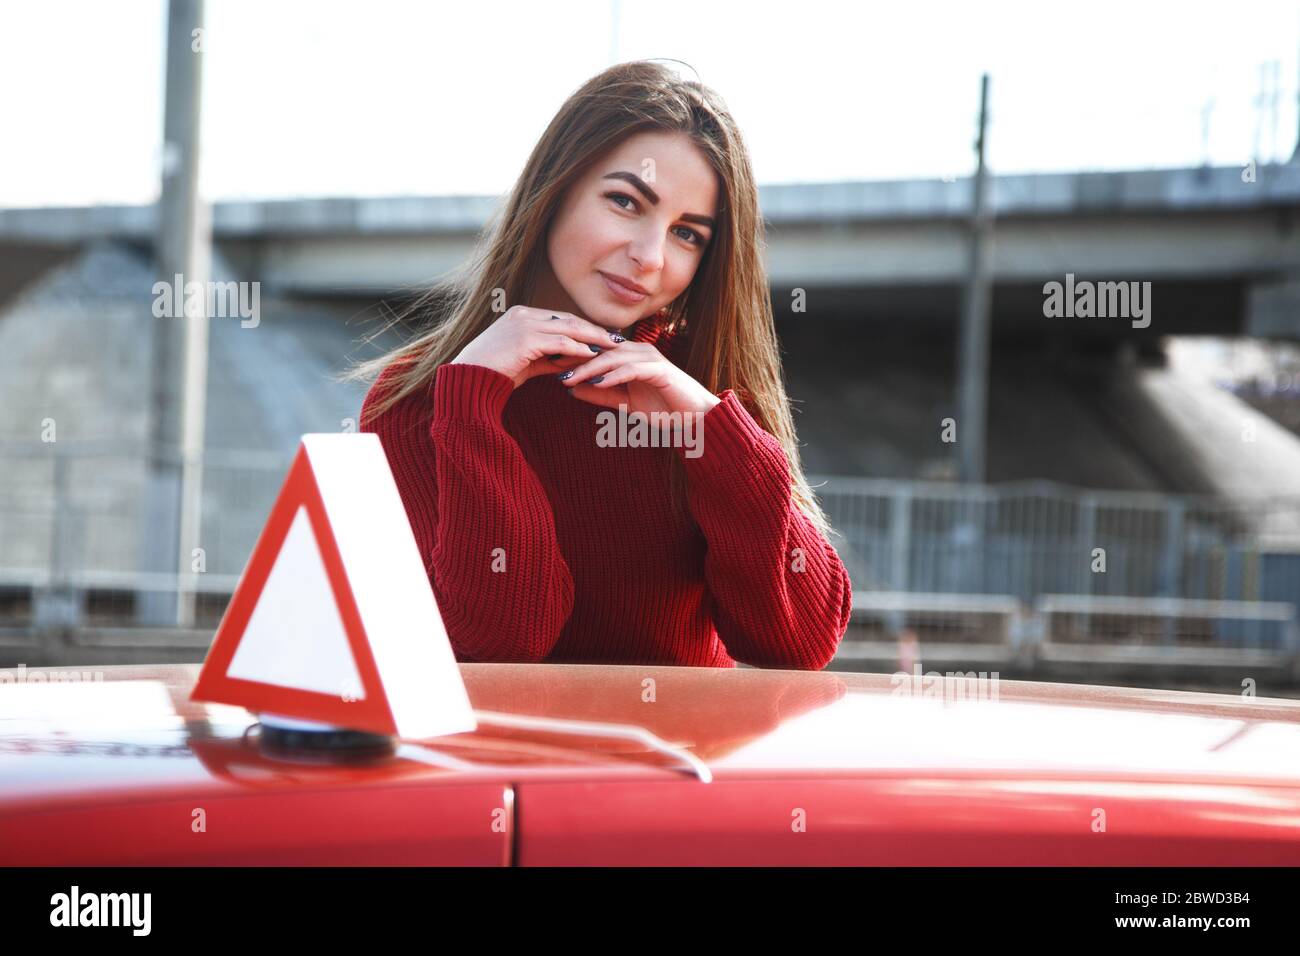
[602,170,715,229]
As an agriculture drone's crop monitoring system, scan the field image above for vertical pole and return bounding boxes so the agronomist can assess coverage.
[1270,59,1281,165]
[34,449,80,630]
[957,74,993,485]
[890,486,912,593]
[177,197,211,627]
[140,0,210,627]
[1160,499,1186,647]
[1292,37,1300,161]
[889,485,912,643]
[1199,96,1214,169]
[1078,493,1098,642]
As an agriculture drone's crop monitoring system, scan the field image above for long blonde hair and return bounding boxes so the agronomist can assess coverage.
[343,59,838,542]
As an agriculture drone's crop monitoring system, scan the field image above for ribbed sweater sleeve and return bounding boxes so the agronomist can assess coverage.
[361,361,574,663]
[675,389,852,670]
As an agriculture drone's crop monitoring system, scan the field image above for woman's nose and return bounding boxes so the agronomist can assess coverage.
[628,234,664,273]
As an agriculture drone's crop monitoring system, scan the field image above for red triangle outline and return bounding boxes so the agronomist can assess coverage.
[191,443,398,735]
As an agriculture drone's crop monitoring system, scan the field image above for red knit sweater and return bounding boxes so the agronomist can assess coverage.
[360,314,852,669]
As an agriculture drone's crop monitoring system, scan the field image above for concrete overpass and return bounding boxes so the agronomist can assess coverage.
[3,163,1300,340]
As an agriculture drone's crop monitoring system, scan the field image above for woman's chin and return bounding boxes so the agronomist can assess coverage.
[578,301,645,330]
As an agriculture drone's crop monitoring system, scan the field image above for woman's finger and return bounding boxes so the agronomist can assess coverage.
[518,333,606,380]
[563,356,666,389]
[534,331,610,360]
[566,379,631,409]
[558,345,651,385]
[524,309,627,348]
[581,360,666,388]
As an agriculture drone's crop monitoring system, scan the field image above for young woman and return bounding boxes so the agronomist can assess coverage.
[351,60,851,668]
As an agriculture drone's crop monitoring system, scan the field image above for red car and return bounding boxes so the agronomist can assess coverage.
[2,661,1299,866]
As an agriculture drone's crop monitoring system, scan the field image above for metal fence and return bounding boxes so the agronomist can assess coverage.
[812,475,1300,672]
[813,475,1300,603]
[1,447,1299,675]
[0,441,287,636]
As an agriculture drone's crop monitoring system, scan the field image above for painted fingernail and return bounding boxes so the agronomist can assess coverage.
[550,315,561,320]
[589,375,605,384]
[589,344,602,353]
[547,354,561,361]
[610,333,626,343]
[557,370,574,381]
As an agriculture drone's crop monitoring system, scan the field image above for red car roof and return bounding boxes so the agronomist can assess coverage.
[3,662,1299,797]
[4,663,1300,865]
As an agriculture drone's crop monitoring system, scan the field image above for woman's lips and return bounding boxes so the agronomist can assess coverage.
[600,271,649,304]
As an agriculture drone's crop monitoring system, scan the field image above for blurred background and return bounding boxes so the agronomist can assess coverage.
[3,0,1300,695]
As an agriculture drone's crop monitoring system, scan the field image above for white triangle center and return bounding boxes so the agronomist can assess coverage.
[227,504,365,700]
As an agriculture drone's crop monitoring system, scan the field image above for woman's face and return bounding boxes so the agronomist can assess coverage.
[539,130,719,330]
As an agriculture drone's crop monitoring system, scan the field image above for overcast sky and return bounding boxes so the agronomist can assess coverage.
[2,0,1299,207]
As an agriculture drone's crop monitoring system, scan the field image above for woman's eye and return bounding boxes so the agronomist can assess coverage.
[606,192,705,247]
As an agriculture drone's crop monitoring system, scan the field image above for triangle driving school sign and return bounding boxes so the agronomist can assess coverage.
[191,434,476,740]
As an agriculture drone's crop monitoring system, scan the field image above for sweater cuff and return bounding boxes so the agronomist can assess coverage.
[432,362,516,421]
[678,388,788,485]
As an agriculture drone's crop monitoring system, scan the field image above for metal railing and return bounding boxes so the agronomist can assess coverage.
[813,475,1300,603]
[0,448,1298,676]
[0,441,287,634]
[813,475,1300,673]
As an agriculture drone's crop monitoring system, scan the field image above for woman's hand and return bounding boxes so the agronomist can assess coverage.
[451,306,627,390]
[558,340,722,417]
